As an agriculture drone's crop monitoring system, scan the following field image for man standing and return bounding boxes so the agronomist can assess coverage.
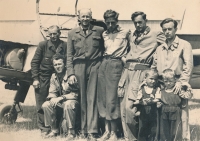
[151,18,193,141]
[118,11,165,140]
[42,54,79,140]
[31,25,67,135]
[67,9,104,140]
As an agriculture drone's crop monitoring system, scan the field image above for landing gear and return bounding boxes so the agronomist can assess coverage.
[0,103,19,124]
[0,81,30,124]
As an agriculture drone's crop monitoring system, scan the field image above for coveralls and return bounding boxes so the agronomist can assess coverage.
[42,72,79,134]
[136,85,160,141]
[159,90,182,141]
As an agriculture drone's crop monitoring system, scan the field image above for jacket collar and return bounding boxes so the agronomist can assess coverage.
[75,24,97,32]
[47,39,64,53]
[75,24,96,37]
[47,39,63,48]
[54,71,68,82]
[133,26,150,37]
[162,35,179,51]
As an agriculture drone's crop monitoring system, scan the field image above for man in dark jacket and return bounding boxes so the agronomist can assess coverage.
[31,25,67,136]
[67,8,104,141]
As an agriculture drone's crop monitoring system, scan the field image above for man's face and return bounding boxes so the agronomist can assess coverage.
[162,22,177,40]
[48,28,60,42]
[145,74,158,88]
[163,77,176,89]
[105,17,118,32]
[79,10,92,27]
[133,15,147,32]
[53,59,65,74]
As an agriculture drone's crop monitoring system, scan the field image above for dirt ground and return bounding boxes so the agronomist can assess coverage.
[0,81,200,141]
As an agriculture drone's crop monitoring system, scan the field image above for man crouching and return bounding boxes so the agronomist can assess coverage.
[42,54,79,140]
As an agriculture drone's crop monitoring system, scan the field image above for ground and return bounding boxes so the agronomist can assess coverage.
[0,81,199,141]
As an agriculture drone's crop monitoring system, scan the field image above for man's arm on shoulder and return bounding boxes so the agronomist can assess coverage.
[31,41,45,80]
[151,48,158,70]
[67,30,75,77]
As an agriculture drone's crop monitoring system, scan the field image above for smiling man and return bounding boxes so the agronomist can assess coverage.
[67,8,104,141]
[42,54,79,140]
[31,25,67,136]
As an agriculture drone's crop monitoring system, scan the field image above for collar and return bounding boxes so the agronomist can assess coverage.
[133,26,150,37]
[105,25,121,34]
[75,24,95,33]
[54,71,68,82]
[162,36,179,51]
[47,39,62,49]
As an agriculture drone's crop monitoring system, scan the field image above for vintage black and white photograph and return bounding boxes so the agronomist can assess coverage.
[0,0,200,141]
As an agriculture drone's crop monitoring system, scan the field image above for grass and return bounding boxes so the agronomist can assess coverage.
[0,82,200,140]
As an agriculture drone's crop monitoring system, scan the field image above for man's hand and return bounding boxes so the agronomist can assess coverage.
[157,102,163,108]
[49,97,63,108]
[68,75,77,85]
[66,93,78,100]
[173,81,181,94]
[121,56,126,65]
[33,80,40,89]
[142,99,148,105]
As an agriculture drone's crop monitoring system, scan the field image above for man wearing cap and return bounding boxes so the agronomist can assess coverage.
[67,8,104,140]
[31,25,67,136]
[118,11,165,140]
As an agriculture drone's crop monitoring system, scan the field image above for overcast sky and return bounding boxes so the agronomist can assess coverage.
[0,0,197,20]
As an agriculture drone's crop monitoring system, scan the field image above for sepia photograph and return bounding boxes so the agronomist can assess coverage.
[0,0,200,140]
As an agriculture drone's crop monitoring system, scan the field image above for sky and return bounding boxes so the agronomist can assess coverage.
[0,0,196,20]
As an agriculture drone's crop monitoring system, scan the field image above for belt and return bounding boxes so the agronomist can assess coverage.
[103,55,121,60]
[125,62,150,70]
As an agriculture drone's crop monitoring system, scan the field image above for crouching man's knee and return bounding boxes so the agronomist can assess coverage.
[42,101,52,109]
[63,100,79,110]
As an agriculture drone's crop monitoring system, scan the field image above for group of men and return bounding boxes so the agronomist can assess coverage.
[31,8,193,141]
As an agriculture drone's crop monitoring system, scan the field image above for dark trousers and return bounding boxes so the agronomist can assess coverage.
[74,59,101,134]
[160,106,182,141]
[34,77,50,132]
[138,105,157,141]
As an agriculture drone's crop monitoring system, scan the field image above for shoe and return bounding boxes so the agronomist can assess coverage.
[107,131,117,141]
[87,133,97,141]
[65,133,75,141]
[98,131,110,141]
[78,133,86,139]
[61,132,67,138]
[41,131,49,138]
[45,131,57,138]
